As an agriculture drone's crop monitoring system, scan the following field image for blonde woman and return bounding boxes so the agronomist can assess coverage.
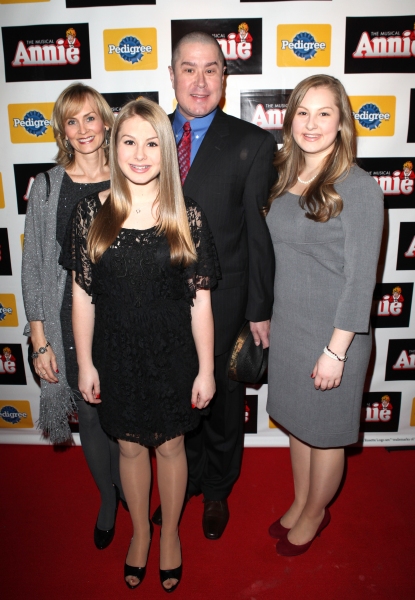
[266,75,384,556]
[22,83,125,549]
[63,98,219,591]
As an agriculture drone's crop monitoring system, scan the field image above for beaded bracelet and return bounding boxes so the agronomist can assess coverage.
[323,346,348,362]
[31,341,50,360]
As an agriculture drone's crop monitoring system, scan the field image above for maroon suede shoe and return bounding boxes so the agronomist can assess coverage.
[268,517,291,539]
[276,508,331,557]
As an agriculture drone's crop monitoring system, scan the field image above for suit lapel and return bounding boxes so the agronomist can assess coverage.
[170,109,230,195]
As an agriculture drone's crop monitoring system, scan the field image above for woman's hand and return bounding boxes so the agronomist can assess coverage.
[78,365,101,404]
[311,354,344,391]
[32,343,59,383]
[191,372,215,409]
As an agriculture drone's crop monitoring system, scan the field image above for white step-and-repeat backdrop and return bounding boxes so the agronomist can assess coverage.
[0,0,414,446]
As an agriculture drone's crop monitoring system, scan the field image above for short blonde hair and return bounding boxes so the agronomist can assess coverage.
[52,82,114,168]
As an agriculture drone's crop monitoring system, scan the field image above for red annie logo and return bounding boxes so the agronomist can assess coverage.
[377,286,404,317]
[0,346,16,375]
[373,160,414,195]
[214,22,253,61]
[365,395,393,423]
[353,23,415,59]
[393,349,415,371]
[12,27,81,67]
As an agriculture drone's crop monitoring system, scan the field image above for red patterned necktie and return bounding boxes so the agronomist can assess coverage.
[177,121,191,185]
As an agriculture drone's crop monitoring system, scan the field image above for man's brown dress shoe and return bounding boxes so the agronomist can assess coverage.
[202,499,229,540]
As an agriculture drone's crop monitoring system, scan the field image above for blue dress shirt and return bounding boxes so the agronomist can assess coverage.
[172,109,217,165]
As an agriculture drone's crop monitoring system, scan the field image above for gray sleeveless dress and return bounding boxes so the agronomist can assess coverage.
[266,166,384,447]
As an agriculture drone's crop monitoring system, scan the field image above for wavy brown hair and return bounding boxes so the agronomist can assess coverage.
[268,75,357,222]
[52,82,114,168]
[87,98,197,266]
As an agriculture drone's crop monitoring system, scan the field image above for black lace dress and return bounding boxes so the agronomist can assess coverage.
[62,194,220,447]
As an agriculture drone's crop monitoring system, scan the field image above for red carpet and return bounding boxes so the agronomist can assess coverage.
[1,444,414,600]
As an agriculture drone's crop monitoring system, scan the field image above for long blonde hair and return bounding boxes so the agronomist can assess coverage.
[88,98,197,266]
[268,75,357,222]
[52,82,114,168]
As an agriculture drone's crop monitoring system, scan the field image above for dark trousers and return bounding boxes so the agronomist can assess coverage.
[185,351,245,501]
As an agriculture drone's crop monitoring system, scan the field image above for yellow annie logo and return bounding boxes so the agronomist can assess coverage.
[0,401,33,428]
[103,28,158,71]
[8,103,55,144]
[277,24,331,67]
[349,96,396,137]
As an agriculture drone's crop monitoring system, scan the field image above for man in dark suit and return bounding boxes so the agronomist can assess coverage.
[152,31,275,539]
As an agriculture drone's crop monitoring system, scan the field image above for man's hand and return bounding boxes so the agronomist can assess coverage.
[250,320,270,349]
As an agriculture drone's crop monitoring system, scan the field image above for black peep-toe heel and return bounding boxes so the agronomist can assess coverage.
[124,522,153,590]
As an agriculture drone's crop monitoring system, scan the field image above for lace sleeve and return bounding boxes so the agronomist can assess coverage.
[60,196,98,296]
[184,198,222,298]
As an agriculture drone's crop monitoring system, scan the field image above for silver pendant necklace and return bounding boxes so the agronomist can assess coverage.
[298,173,318,185]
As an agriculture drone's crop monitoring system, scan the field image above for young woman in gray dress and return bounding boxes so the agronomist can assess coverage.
[266,75,384,556]
[22,83,125,549]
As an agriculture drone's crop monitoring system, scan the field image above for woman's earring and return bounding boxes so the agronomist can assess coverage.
[103,129,110,148]
[65,139,73,158]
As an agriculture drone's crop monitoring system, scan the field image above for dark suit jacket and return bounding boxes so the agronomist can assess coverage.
[170,108,276,355]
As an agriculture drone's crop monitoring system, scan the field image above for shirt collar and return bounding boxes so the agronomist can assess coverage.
[173,107,217,136]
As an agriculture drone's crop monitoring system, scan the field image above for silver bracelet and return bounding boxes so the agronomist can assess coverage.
[323,346,347,362]
[31,341,50,360]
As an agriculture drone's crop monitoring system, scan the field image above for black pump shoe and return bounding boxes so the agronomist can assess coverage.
[160,564,182,593]
[94,522,115,550]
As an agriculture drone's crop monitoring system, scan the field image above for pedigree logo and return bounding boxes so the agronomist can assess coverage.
[2,24,91,82]
[0,0,49,3]
[345,16,415,74]
[358,157,415,209]
[0,295,18,327]
[385,339,415,381]
[171,19,263,75]
[371,282,413,329]
[8,104,55,144]
[360,392,401,433]
[0,401,33,429]
[103,29,157,71]
[240,89,292,144]
[277,25,331,67]
[0,174,4,209]
[349,96,395,136]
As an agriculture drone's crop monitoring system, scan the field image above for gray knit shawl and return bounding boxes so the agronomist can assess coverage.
[22,165,77,443]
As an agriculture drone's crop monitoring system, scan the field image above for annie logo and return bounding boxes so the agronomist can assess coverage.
[373,161,414,196]
[214,22,253,61]
[393,349,415,370]
[352,23,415,59]
[11,27,81,67]
[365,395,393,423]
[377,286,404,317]
[107,36,152,64]
[280,31,326,60]
[0,347,16,375]
[353,103,390,130]
[251,104,285,130]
